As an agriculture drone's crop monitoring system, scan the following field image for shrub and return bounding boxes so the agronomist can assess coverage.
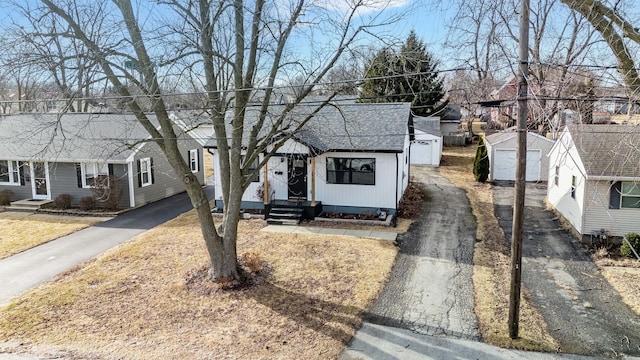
[241,252,263,273]
[0,189,12,206]
[53,193,73,209]
[621,232,640,258]
[473,136,490,182]
[91,175,123,211]
[79,196,96,211]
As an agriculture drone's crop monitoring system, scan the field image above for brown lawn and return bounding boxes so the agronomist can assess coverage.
[592,249,640,315]
[0,211,397,359]
[0,213,100,260]
[439,145,557,351]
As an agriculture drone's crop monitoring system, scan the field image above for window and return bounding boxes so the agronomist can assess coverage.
[621,182,640,209]
[554,166,559,186]
[571,175,576,199]
[81,162,109,188]
[140,158,153,187]
[243,156,260,183]
[189,149,199,173]
[0,160,20,185]
[326,157,375,185]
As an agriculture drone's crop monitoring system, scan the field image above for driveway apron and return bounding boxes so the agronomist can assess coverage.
[341,166,480,359]
[0,186,214,305]
[493,182,640,358]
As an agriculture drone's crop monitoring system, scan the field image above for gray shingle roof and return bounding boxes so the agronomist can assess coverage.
[411,116,441,136]
[204,102,411,153]
[0,113,155,163]
[568,124,640,178]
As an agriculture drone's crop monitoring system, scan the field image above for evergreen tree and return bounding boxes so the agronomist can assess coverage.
[359,31,448,116]
[473,136,490,182]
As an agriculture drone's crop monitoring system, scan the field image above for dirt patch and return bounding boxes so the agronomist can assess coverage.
[396,182,427,219]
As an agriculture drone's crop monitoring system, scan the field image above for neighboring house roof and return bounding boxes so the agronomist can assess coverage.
[0,113,161,163]
[441,104,462,121]
[411,116,442,137]
[567,124,640,178]
[204,102,411,153]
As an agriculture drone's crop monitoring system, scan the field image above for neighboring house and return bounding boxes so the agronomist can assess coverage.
[0,113,204,208]
[547,124,640,239]
[205,102,412,217]
[409,116,442,165]
[440,104,468,146]
[485,130,555,182]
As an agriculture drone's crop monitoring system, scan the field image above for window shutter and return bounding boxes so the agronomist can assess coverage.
[137,160,142,188]
[610,181,622,209]
[108,164,114,176]
[197,149,201,172]
[150,158,154,184]
[19,162,25,186]
[75,163,83,188]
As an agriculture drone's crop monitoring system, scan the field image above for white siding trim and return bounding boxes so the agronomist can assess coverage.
[128,162,136,207]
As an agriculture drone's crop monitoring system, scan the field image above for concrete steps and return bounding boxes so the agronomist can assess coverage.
[7,199,54,212]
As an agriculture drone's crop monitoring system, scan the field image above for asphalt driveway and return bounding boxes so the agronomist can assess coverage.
[493,182,640,358]
[341,165,480,358]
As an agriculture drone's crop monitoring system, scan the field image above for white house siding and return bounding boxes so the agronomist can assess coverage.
[410,130,442,165]
[314,151,400,212]
[546,133,586,234]
[582,180,640,237]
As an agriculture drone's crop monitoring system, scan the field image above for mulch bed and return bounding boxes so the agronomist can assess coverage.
[396,182,425,219]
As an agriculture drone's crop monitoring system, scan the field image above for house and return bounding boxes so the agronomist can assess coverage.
[204,102,412,218]
[0,113,204,208]
[547,124,640,239]
[409,116,442,165]
[485,130,555,182]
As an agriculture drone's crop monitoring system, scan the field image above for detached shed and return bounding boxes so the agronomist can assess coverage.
[410,116,442,165]
[485,131,555,182]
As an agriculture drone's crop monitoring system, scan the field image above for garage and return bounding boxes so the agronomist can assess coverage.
[411,140,433,164]
[410,117,442,165]
[485,131,555,182]
[492,149,542,181]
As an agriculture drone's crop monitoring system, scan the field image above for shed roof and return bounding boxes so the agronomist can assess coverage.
[411,116,442,137]
[567,124,640,178]
[204,102,411,153]
[0,113,160,163]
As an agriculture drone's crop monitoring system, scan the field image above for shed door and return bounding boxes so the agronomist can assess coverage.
[493,149,542,181]
[410,140,433,165]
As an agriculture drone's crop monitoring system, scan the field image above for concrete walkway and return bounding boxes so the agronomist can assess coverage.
[261,224,397,241]
[0,186,214,305]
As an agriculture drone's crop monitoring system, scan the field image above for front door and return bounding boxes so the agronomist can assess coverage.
[30,162,50,200]
[288,157,307,200]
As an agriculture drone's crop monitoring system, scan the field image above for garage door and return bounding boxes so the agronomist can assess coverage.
[410,140,433,165]
[493,149,542,181]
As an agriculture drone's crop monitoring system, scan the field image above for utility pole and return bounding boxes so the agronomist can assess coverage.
[509,0,530,339]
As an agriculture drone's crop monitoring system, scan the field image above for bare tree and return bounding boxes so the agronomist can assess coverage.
[446,0,601,133]
[23,0,405,282]
[560,0,640,96]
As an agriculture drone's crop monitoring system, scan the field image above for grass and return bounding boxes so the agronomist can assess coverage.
[0,213,99,260]
[0,210,398,359]
[592,248,640,316]
[439,145,557,352]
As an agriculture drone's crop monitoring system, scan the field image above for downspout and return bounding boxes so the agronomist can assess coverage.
[395,153,399,215]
